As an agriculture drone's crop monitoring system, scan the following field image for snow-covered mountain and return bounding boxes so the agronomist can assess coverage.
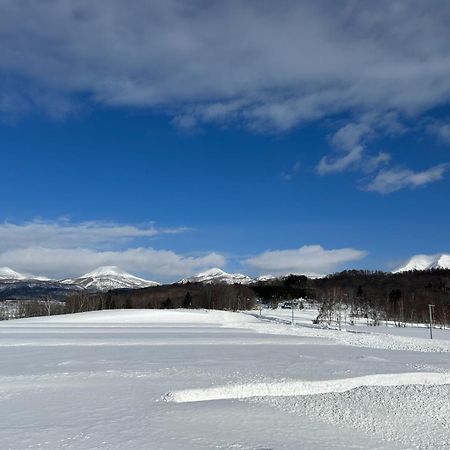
[394,253,450,273]
[253,274,277,282]
[62,266,160,291]
[0,267,27,280]
[0,267,53,282]
[178,269,321,285]
[179,268,254,285]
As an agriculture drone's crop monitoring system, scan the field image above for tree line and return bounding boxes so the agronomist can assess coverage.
[3,269,450,327]
[64,283,256,314]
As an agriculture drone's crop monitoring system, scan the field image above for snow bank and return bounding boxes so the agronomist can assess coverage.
[256,385,450,450]
[164,372,450,403]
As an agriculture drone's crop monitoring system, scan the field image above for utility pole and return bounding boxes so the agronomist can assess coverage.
[428,304,435,339]
[338,296,342,331]
[291,300,295,326]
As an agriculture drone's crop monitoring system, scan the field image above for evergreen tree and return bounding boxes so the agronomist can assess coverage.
[182,292,192,308]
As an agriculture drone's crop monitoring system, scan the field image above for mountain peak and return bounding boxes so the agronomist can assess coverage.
[0,267,27,280]
[394,253,450,272]
[82,266,124,278]
[430,254,450,270]
[197,267,226,277]
[179,268,253,285]
[63,266,160,291]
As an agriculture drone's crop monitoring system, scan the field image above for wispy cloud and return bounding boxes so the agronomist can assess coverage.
[317,122,370,175]
[316,117,448,193]
[281,161,301,181]
[0,219,187,251]
[245,245,367,275]
[364,152,391,173]
[365,163,449,194]
[427,121,450,143]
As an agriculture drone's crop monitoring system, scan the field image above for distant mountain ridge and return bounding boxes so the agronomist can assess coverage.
[0,265,319,297]
[0,266,160,298]
[178,268,306,285]
[179,268,254,285]
[394,253,450,273]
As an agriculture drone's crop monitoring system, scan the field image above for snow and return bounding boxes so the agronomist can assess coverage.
[165,371,450,403]
[255,384,450,450]
[247,306,450,352]
[81,265,135,278]
[0,266,27,280]
[62,265,160,291]
[1,308,449,449]
[253,274,277,282]
[12,308,259,325]
[394,252,450,272]
[179,267,254,284]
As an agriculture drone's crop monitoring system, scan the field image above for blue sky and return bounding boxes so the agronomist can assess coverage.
[0,1,449,281]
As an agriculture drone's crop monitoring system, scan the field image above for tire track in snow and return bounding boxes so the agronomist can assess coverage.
[241,315,450,353]
[163,372,450,403]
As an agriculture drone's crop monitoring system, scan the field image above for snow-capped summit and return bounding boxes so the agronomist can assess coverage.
[394,253,450,273]
[62,266,160,291]
[253,274,277,282]
[428,254,450,270]
[0,267,27,280]
[179,268,254,285]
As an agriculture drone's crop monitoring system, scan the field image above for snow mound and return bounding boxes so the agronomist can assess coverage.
[164,372,450,403]
[257,385,450,450]
[394,253,450,272]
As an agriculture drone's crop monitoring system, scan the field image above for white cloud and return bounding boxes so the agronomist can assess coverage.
[364,151,391,173]
[317,122,371,175]
[317,146,364,175]
[1,2,450,130]
[0,247,225,280]
[316,119,448,193]
[0,219,223,281]
[427,121,450,143]
[0,219,186,251]
[365,163,449,194]
[330,123,371,151]
[245,245,367,275]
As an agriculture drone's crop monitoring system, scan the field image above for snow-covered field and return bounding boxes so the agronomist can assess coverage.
[1,309,449,449]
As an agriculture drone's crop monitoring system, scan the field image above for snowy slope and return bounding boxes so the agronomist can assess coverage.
[1,309,449,449]
[179,269,324,285]
[179,268,254,284]
[0,267,27,280]
[253,274,277,282]
[62,266,160,291]
[394,253,450,272]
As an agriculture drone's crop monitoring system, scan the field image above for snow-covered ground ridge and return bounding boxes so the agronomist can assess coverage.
[164,372,450,403]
